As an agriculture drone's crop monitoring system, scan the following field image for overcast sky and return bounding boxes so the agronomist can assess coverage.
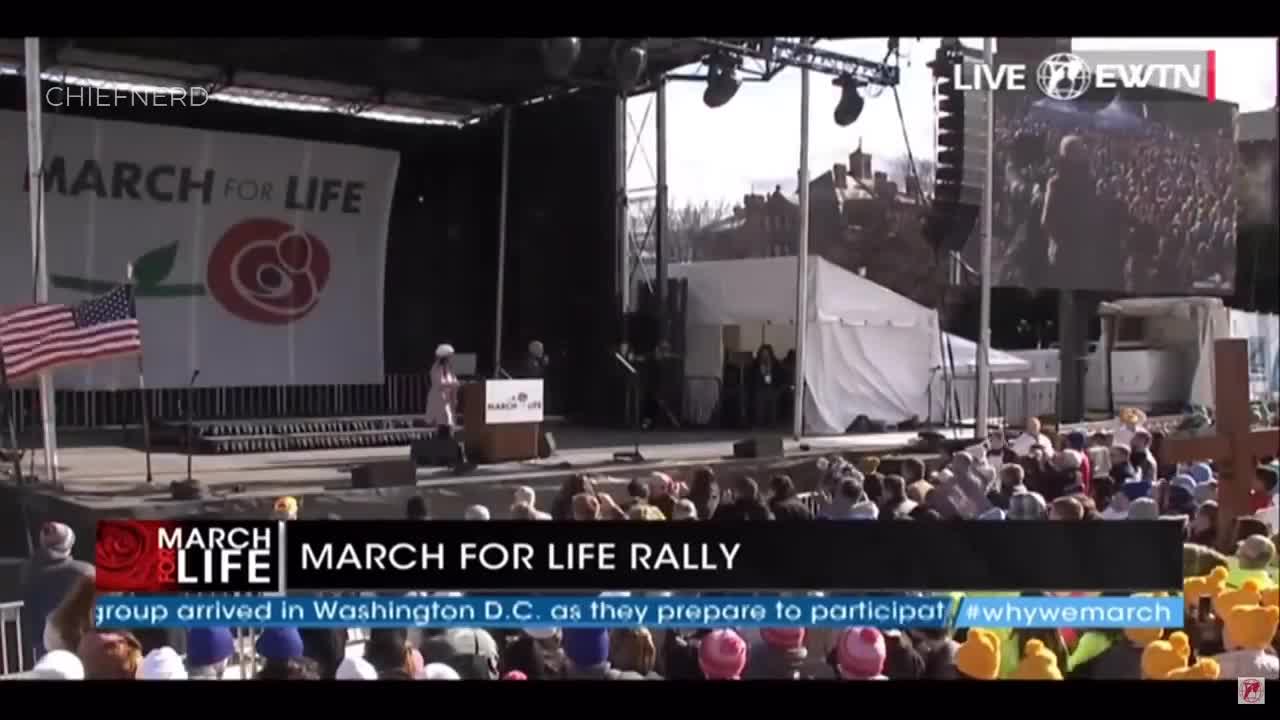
[628,37,1278,208]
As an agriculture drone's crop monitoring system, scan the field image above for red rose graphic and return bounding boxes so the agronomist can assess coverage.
[207,218,331,325]
[95,520,177,593]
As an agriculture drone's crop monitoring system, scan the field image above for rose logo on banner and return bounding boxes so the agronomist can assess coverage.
[95,519,177,593]
[207,218,332,325]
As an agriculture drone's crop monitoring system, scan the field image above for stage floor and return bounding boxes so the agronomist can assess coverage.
[24,426,931,509]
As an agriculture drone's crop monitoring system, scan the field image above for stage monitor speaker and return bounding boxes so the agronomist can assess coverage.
[352,460,417,489]
[538,431,556,459]
[733,436,784,459]
[411,437,461,467]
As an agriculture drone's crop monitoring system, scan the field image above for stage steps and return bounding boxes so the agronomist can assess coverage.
[151,415,434,455]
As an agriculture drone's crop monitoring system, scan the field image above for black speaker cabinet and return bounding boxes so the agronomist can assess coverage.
[411,437,461,467]
[352,460,418,489]
[733,436,784,459]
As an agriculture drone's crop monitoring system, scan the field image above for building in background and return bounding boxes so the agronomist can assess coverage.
[689,150,939,309]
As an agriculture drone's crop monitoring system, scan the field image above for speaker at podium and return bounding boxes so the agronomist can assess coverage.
[462,379,545,464]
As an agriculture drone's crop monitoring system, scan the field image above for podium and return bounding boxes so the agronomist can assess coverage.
[462,379,544,463]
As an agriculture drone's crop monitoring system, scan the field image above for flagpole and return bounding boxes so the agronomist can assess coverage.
[25,37,58,485]
[0,364,25,484]
[126,265,153,484]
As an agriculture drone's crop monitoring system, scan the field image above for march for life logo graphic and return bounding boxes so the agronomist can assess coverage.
[95,520,280,593]
[1239,677,1266,705]
[207,218,332,325]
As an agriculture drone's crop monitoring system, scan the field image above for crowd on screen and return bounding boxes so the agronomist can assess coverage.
[991,96,1237,293]
[13,409,1280,681]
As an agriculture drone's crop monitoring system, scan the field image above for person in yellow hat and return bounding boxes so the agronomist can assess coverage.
[1010,639,1063,680]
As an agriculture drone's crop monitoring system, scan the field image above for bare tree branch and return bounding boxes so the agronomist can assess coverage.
[666,199,732,262]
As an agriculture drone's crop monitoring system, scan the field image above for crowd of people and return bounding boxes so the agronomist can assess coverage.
[10,409,1279,681]
[989,95,1237,294]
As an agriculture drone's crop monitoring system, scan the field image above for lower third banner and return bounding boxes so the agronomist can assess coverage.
[93,595,1182,630]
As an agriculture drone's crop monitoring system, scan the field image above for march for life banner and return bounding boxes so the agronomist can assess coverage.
[0,110,399,389]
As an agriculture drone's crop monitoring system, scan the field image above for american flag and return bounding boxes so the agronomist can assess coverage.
[0,286,142,384]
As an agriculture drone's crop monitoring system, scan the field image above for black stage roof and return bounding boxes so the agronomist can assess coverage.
[1,37,713,125]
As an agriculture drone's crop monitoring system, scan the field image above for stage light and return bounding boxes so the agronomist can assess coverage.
[832,75,865,127]
[702,61,741,108]
[613,41,648,93]
[541,37,582,80]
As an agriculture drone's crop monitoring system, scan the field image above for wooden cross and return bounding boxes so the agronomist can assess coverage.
[1159,338,1279,551]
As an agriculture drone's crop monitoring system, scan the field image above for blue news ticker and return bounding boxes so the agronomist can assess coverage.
[94,594,1182,630]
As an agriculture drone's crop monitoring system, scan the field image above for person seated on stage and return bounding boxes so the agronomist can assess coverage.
[426,343,462,437]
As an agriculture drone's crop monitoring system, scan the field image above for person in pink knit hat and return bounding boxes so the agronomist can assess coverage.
[832,627,889,680]
[699,629,748,680]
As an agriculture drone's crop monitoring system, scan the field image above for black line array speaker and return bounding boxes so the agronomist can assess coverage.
[733,436,784,459]
[352,460,418,489]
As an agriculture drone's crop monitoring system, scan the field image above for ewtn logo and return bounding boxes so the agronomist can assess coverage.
[953,50,1217,101]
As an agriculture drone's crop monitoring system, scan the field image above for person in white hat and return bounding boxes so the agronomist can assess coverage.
[426,343,461,433]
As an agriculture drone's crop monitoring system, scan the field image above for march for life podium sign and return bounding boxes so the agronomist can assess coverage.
[483,379,545,424]
[0,110,400,389]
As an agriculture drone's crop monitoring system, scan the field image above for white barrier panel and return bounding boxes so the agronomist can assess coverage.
[0,111,400,389]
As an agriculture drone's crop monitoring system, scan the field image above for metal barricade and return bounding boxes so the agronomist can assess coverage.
[7,374,429,434]
[797,492,825,518]
[1,601,24,676]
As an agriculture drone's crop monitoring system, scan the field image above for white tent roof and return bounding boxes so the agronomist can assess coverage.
[1097,296,1226,319]
[667,256,936,328]
[942,334,1031,374]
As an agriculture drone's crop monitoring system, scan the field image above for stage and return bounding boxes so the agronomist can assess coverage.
[0,425,940,561]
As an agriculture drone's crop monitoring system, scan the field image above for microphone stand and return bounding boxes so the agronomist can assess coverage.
[185,369,199,483]
[612,352,644,463]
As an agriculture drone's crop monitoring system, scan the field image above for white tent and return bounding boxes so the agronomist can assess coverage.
[1096,297,1227,412]
[668,257,1028,434]
[1095,296,1279,411]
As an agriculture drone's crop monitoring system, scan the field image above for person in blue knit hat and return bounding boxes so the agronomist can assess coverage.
[1189,462,1214,486]
[562,628,645,679]
[186,627,236,680]
[256,627,307,679]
